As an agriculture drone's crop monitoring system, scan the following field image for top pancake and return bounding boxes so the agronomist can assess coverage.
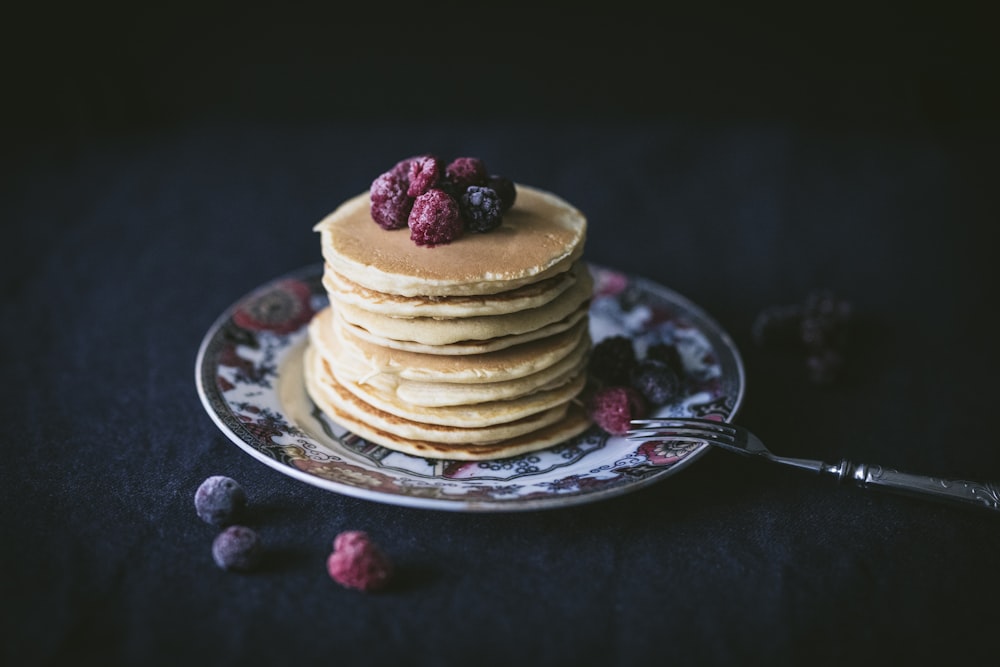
[314,184,587,297]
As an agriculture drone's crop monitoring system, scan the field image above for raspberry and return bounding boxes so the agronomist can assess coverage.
[406,154,442,197]
[487,174,517,212]
[589,335,637,386]
[408,189,464,246]
[630,359,680,406]
[444,157,488,190]
[586,386,647,435]
[327,530,393,592]
[460,186,503,232]
[212,525,263,572]
[370,170,413,230]
[194,475,247,526]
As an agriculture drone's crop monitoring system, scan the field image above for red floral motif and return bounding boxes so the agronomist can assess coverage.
[637,438,703,466]
[232,279,315,334]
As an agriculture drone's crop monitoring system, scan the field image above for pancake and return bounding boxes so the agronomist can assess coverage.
[314,185,587,297]
[322,261,580,318]
[331,265,593,346]
[333,304,590,356]
[312,305,588,384]
[304,350,593,460]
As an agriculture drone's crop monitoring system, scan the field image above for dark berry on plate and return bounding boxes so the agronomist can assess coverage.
[370,170,413,230]
[487,174,517,212]
[212,525,262,572]
[406,154,442,198]
[586,386,647,435]
[630,358,681,406]
[589,335,638,386]
[751,304,803,347]
[194,475,247,526]
[327,530,393,592]
[460,185,504,232]
[408,189,464,246]
[444,157,488,190]
[646,342,684,377]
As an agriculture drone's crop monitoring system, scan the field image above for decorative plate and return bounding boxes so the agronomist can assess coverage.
[195,263,745,512]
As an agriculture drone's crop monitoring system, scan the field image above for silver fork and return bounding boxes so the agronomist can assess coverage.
[627,417,1000,512]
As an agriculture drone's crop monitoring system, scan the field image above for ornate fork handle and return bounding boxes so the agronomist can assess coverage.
[825,461,1000,511]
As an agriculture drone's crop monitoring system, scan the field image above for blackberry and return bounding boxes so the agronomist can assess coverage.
[460,186,504,232]
[800,289,853,351]
[589,335,637,386]
[586,386,647,436]
[408,189,464,246]
[369,170,413,230]
[212,525,263,572]
[327,531,393,592]
[406,154,442,198]
[630,359,681,406]
[806,348,845,385]
[194,475,246,526]
[487,174,517,212]
[646,342,684,377]
[444,157,488,190]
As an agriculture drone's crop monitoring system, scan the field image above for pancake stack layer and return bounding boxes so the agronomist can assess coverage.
[304,184,594,460]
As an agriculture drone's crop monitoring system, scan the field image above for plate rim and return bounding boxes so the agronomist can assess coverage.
[195,262,746,512]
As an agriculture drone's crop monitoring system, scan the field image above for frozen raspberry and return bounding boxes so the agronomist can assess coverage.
[630,359,681,406]
[194,475,246,526]
[460,185,504,232]
[406,154,442,197]
[444,157,488,190]
[589,335,637,386]
[646,342,684,378]
[370,170,413,230]
[586,386,647,436]
[212,525,263,572]
[327,530,393,592]
[487,174,517,212]
[408,189,464,246]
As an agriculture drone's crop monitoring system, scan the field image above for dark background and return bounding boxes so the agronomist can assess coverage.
[4,3,999,666]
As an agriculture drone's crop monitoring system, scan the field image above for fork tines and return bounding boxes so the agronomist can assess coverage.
[626,417,736,445]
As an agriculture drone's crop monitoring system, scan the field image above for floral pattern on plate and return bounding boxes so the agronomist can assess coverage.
[195,263,745,511]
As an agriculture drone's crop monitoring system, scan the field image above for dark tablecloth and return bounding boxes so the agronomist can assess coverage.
[4,6,998,666]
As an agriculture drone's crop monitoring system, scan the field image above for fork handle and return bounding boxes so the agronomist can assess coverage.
[830,461,1000,512]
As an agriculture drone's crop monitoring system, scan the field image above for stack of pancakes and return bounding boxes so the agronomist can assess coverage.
[303,184,594,460]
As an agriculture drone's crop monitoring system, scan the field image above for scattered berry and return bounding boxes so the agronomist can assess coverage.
[630,358,681,405]
[409,189,464,246]
[752,290,855,384]
[586,386,647,435]
[589,335,638,386]
[370,170,413,230]
[327,530,393,592]
[194,475,247,526]
[461,186,504,232]
[444,157,488,189]
[406,154,442,197]
[212,525,263,572]
[487,174,516,212]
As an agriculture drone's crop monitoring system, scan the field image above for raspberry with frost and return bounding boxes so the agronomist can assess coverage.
[408,188,464,246]
[327,530,393,592]
[444,157,488,190]
[370,170,413,230]
[406,154,442,197]
[586,386,647,435]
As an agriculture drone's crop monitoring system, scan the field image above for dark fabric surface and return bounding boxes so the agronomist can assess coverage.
[3,5,999,667]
